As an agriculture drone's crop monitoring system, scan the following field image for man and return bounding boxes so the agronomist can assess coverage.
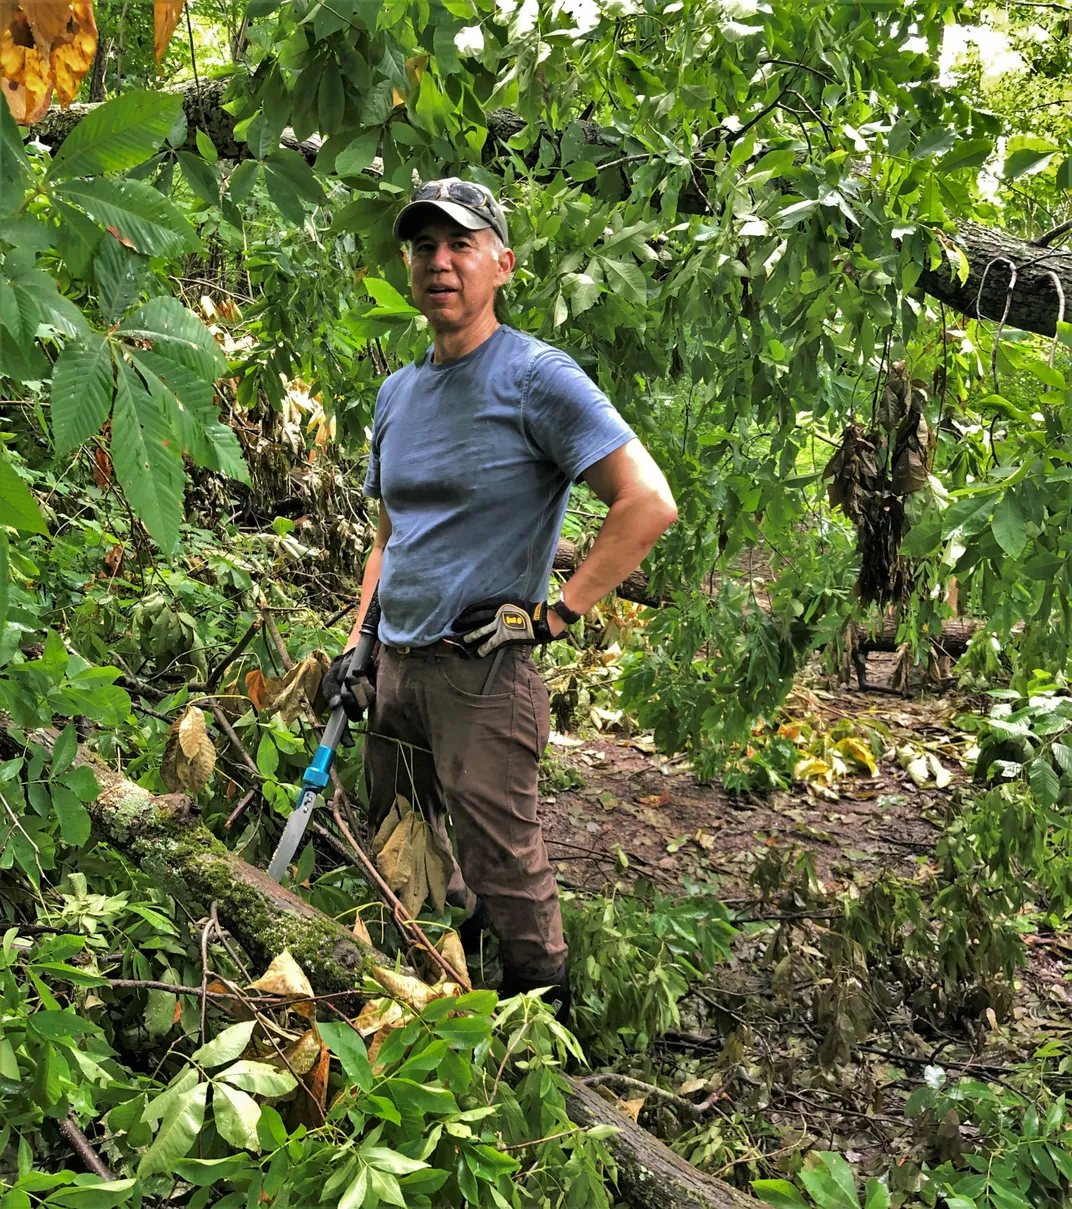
[323,178,677,1019]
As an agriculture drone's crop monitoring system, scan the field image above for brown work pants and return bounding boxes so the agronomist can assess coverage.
[362,643,566,979]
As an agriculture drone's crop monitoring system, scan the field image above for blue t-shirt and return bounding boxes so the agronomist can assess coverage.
[364,325,635,648]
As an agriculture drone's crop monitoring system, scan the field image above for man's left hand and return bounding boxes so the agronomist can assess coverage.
[454,600,565,658]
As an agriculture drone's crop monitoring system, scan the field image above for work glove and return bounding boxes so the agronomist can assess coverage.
[321,650,376,723]
[454,599,562,659]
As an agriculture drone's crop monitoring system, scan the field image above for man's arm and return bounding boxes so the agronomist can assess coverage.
[551,439,677,634]
[344,506,392,649]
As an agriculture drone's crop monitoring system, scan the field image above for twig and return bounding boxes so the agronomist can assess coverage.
[206,617,263,691]
[579,1073,722,1118]
[331,800,471,990]
[325,599,360,628]
[224,788,258,830]
[490,1020,531,1103]
[262,608,295,672]
[500,1127,583,1151]
[199,905,218,1043]
[208,703,262,782]
[58,1117,114,1180]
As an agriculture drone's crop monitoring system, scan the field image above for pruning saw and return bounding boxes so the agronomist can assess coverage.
[266,588,381,882]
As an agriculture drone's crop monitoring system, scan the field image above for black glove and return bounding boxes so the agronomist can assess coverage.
[453,599,561,658]
[322,650,375,722]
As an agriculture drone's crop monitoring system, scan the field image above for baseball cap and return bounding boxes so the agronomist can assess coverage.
[393,178,509,245]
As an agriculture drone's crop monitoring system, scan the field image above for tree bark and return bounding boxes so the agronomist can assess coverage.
[2,723,760,1209]
[566,1081,758,1209]
[0,727,379,995]
[29,81,1071,340]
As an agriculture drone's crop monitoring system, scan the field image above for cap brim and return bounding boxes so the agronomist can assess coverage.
[394,199,493,241]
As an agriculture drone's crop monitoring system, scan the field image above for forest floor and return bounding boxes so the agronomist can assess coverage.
[541,655,1072,1185]
[542,653,967,898]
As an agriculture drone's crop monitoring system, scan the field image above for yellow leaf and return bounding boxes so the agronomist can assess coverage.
[248,950,315,1001]
[153,0,184,65]
[1,9,54,124]
[834,736,877,776]
[369,965,442,1012]
[437,930,466,976]
[178,704,208,758]
[620,1097,646,1122]
[793,755,832,782]
[49,0,96,106]
[354,996,408,1037]
[376,811,424,892]
[352,913,373,947]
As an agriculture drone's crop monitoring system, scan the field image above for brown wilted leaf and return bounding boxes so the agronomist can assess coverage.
[354,996,408,1037]
[369,965,442,1013]
[425,837,451,916]
[376,810,423,893]
[177,704,208,759]
[437,930,466,978]
[288,1041,329,1130]
[153,0,184,65]
[160,709,216,795]
[92,444,112,489]
[103,543,123,577]
[273,1028,320,1077]
[262,651,329,724]
[372,795,407,856]
[352,913,373,947]
[248,949,315,1001]
[619,1097,646,1122]
[245,668,268,710]
[398,848,429,919]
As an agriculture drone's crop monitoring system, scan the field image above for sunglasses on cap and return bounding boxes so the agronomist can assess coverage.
[411,179,496,210]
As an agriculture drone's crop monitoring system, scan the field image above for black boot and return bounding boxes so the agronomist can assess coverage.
[499,964,571,1024]
[458,898,495,956]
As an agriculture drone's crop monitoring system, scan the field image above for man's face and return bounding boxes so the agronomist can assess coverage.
[408,221,514,332]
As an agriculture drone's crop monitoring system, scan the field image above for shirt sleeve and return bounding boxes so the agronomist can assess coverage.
[363,382,388,498]
[522,348,635,482]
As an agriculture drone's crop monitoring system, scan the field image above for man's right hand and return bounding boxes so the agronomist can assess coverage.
[322,651,375,722]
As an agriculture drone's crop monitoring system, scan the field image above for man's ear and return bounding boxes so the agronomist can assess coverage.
[496,246,516,285]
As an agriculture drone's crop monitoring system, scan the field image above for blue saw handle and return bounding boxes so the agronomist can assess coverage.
[265,588,381,881]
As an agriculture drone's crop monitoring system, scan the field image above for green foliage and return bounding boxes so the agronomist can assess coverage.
[563,884,735,1057]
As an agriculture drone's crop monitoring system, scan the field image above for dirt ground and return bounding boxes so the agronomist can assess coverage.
[542,654,973,900]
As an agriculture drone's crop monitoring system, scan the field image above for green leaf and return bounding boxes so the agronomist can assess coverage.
[54,200,104,278]
[601,258,647,305]
[1004,147,1056,180]
[219,1060,297,1097]
[32,962,109,989]
[52,784,91,848]
[365,277,417,314]
[1028,758,1061,808]
[0,453,47,534]
[359,1146,428,1175]
[0,531,8,641]
[46,1179,137,1209]
[177,152,220,206]
[59,764,100,802]
[433,1016,488,1048]
[0,96,32,216]
[195,130,218,164]
[752,1180,810,1209]
[991,493,1027,559]
[815,1152,859,1208]
[138,1081,207,1176]
[911,127,956,160]
[1057,157,1072,191]
[228,159,260,204]
[109,359,184,554]
[48,91,184,182]
[51,723,78,776]
[211,1082,261,1152]
[56,178,199,258]
[338,1167,368,1209]
[29,1009,100,1039]
[937,137,994,173]
[1051,743,1072,776]
[862,1183,889,1209]
[173,1155,254,1186]
[93,235,149,324]
[319,1021,373,1092]
[192,1020,256,1068]
[336,131,379,177]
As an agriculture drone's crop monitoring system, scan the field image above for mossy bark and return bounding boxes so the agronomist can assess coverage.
[5,728,381,994]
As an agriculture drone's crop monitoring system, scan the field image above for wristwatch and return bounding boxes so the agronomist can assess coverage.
[550,597,583,626]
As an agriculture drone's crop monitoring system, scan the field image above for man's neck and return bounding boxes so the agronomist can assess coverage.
[431,311,500,364]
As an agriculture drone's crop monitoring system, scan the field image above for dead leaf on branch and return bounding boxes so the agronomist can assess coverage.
[160,705,216,794]
[262,651,329,723]
[247,948,315,1001]
[153,0,183,66]
[0,1,97,125]
[374,803,454,918]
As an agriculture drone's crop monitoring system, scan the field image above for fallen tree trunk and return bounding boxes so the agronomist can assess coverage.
[853,616,982,657]
[1,724,762,1209]
[29,81,1072,339]
[566,1081,757,1209]
[0,727,379,994]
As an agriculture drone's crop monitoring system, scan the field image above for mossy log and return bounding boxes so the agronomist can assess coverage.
[2,727,380,995]
[4,724,761,1209]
